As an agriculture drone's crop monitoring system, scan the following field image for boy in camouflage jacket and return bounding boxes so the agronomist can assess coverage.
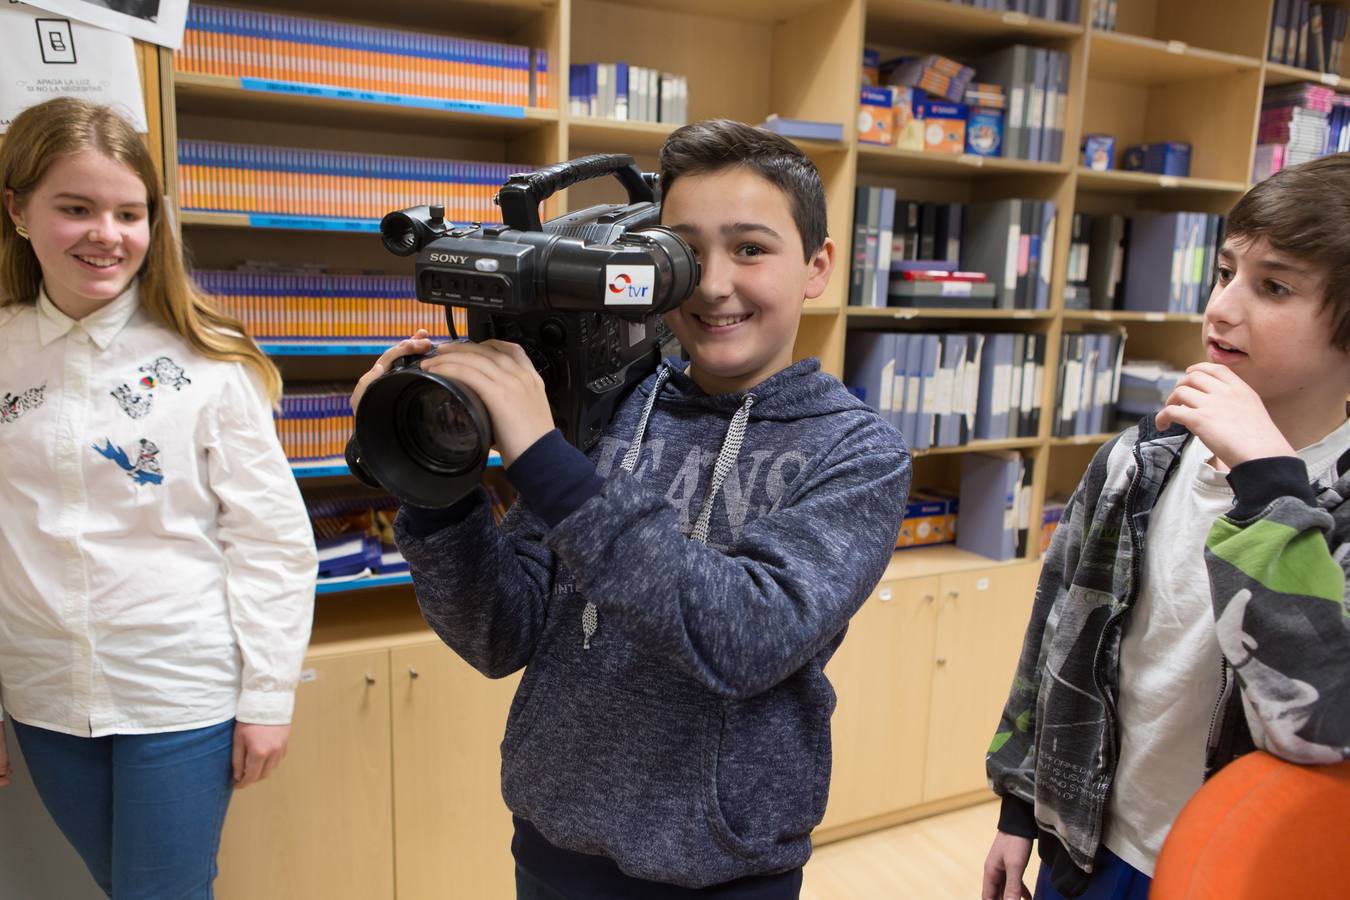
[983,154,1350,899]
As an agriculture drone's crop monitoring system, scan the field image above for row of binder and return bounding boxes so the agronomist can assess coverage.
[178,140,528,223]
[1052,332,1125,438]
[844,331,1047,450]
[275,384,355,463]
[178,3,550,109]
[197,270,462,341]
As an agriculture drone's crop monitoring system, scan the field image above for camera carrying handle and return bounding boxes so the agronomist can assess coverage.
[497,154,655,232]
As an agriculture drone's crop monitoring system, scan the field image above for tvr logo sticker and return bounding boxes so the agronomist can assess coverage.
[605,265,655,306]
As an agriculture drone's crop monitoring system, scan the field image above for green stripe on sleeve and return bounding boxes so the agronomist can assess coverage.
[1206,518,1345,604]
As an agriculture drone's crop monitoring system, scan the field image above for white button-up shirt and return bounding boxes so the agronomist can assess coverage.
[0,284,316,736]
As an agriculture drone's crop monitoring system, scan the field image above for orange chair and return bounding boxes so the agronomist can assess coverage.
[1152,751,1350,899]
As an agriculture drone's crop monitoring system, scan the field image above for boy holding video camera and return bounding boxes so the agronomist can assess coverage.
[352,119,910,898]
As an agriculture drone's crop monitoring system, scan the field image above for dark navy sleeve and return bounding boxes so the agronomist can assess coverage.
[401,492,483,539]
[505,429,605,529]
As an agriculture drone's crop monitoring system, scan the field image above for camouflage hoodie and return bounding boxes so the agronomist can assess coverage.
[987,416,1350,896]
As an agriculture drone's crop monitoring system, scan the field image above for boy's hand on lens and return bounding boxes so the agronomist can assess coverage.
[350,330,433,413]
[1155,363,1294,468]
[421,339,554,467]
[982,831,1034,900]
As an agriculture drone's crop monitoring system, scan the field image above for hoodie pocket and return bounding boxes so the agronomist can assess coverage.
[501,669,755,882]
[704,693,829,859]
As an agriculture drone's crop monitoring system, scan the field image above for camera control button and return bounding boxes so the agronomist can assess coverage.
[474,259,500,272]
[541,321,566,346]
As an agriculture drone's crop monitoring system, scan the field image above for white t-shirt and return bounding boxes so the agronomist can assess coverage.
[1105,417,1350,874]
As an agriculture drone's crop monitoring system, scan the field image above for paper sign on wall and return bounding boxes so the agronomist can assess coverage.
[16,0,188,50]
[0,2,147,135]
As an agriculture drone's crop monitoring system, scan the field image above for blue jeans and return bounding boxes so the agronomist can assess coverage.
[1034,846,1151,900]
[12,718,235,899]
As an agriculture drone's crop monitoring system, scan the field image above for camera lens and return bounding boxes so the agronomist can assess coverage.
[354,364,492,508]
[396,381,485,474]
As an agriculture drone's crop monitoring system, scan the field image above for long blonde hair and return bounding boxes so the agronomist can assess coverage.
[0,97,282,401]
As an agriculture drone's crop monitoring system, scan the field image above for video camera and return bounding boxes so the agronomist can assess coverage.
[348,154,701,508]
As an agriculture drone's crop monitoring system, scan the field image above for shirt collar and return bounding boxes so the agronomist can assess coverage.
[37,282,141,350]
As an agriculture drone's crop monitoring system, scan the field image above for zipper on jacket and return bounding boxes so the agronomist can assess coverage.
[1086,440,1147,853]
[1204,656,1231,772]
[1098,443,1149,764]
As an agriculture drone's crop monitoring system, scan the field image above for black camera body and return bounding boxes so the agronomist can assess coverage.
[351,154,701,508]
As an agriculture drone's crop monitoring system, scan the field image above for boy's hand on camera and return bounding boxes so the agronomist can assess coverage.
[350,330,434,413]
[421,340,554,467]
[1155,363,1294,468]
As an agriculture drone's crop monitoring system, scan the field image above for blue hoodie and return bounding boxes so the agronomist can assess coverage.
[394,357,911,888]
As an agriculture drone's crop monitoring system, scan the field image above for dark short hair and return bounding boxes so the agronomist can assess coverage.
[658,119,828,261]
[1226,152,1350,350]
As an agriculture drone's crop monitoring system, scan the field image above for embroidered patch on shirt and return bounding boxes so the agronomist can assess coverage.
[1,385,45,424]
[109,357,190,419]
[92,437,164,485]
[140,357,191,391]
[110,384,153,419]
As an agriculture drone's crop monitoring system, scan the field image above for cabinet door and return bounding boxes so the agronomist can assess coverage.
[217,650,394,900]
[922,562,1041,802]
[819,576,940,830]
[390,642,519,900]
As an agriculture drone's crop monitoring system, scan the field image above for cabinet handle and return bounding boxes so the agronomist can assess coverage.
[936,657,948,666]
[923,593,936,604]
[878,588,893,603]
[365,674,377,685]
[409,667,420,679]
[946,590,960,602]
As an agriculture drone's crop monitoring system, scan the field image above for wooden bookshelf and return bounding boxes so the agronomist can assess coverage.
[159,0,1281,582]
[866,0,1083,52]
[1049,432,1119,447]
[912,437,1041,457]
[1062,309,1206,324]
[174,72,559,138]
[1075,167,1250,195]
[845,307,1054,321]
[857,144,1072,177]
[1086,32,1262,85]
[881,542,1029,579]
[1263,61,1350,91]
[612,0,842,23]
[152,0,1294,621]
[141,1,1320,888]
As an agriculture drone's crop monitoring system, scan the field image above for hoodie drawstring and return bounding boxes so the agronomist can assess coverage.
[581,366,756,650]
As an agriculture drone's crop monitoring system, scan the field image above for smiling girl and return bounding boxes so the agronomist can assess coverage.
[0,98,316,898]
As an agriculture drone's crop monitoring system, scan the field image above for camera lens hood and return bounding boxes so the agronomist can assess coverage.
[354,364,493,508]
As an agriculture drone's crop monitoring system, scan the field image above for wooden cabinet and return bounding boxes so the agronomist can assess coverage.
[821,561,1040,835]
[819,576,939,830]
[390,644,519,900]
[216,636,519,900]
[217,650,395,900]
[923,563,1041,802]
